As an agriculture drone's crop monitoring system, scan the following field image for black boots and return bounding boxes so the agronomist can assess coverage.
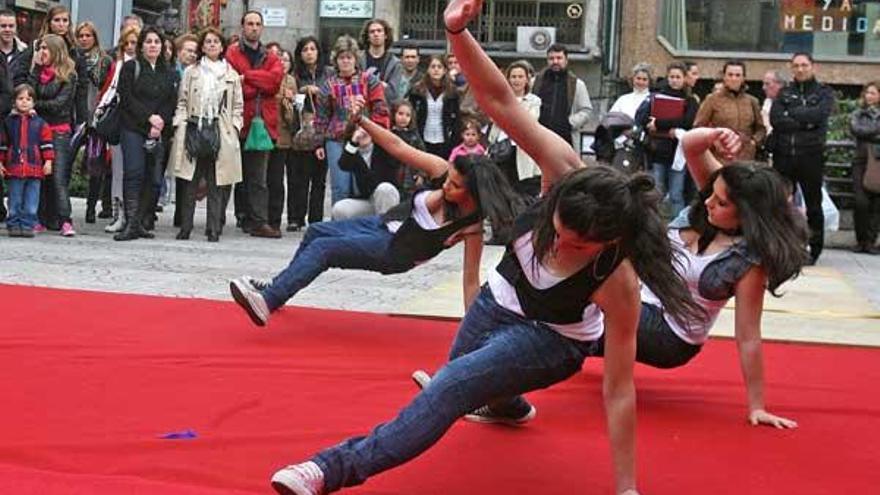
[114,184,156,241]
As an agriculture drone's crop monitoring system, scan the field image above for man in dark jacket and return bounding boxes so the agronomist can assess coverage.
[531,44,592,154]
[0,9,26,221]
[770,52,835,264]
[331,126,400,220]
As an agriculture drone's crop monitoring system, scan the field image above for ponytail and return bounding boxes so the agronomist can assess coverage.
[623,173,707,330]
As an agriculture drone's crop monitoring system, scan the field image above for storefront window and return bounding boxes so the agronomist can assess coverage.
[659,0,880,58]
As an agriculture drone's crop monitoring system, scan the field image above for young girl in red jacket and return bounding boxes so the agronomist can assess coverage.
[0,84,55,237]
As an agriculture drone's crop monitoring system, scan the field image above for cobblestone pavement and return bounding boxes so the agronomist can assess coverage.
[0,198,504,313]
[1,198,878,317]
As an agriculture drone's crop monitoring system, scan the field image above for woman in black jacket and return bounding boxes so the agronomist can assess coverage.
[850,81,880,254]
[408,55,460,160]
[30,34,77,235]
[635,62,698,217]
[290,35,333,229]
[114,26,178,241]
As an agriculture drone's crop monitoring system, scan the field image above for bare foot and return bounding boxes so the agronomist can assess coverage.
[444,0,484,33]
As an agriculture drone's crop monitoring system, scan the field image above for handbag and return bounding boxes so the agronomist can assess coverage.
[93,96,121,145]
[487,125,515,163]
[244,95,275,152]
[863,144,880,194]
[291,92,322,151]
[184,92,226,161]
[185,117,220,161]
[94,60,141,145]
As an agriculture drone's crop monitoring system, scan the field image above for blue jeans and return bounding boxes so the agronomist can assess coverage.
[261,216,414,311]
[6,178,40,229]
[595,303,701,369]
[312,286,595,492]
[326,140,354,205]
[50,131,73,222]
[652,162,686,217]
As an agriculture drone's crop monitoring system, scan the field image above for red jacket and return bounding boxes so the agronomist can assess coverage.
[0,112,54,179]
[225,41,284,141]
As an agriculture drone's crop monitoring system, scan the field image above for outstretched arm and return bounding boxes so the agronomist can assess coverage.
[734,266,798,429]
[591,261,640,495]
[353,98,448,179]
[445,0,581,193]
[681,127,741,190]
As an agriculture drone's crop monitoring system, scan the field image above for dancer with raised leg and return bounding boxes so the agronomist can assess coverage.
[417,127,810,429]
[230,99,524,325]
[266,2,704,494]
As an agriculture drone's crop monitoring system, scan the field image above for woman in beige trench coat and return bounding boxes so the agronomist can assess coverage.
[170,27,243,242]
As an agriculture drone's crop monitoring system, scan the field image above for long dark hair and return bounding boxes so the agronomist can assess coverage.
[136,26,167,68]
[689,163,809,295]
[532,166,706,328]
[413,55,455,97]
[449,154,525,238]
[293,35,323,78]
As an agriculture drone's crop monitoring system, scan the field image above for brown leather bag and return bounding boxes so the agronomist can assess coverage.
[864,144,880,193]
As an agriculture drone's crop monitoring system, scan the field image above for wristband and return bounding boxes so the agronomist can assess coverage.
[445,25,467,35]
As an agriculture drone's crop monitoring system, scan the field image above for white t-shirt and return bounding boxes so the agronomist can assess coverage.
[640,229,730,345]
[386,190,439,234]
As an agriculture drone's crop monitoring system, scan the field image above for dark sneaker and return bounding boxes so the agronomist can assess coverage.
[244,275,272,292]
[464,404,537,426]
[8,226,21,237]
[271,461,325,495]
[229,277,270,327]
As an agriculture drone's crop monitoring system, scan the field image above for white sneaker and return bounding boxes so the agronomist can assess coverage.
[229,277,270,327]
[271,461,325,495]
[105,215,125,233]
[411,369,432,390]
[464,404,537,426]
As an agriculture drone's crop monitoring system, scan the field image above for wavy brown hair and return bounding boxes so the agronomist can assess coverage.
[688,163,810,295]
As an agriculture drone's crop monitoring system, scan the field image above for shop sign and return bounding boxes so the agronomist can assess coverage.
[261,7,288,27]
[320,0,374,18]
[780,0,875,33]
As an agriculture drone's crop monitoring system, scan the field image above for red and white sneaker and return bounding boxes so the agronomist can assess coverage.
[271,461,325,495]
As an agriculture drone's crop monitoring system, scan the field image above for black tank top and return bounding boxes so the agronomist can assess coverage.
[382,189,482,265]
[495,200,624,324]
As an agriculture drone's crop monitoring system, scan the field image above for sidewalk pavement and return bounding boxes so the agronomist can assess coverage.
[1,198,878,346]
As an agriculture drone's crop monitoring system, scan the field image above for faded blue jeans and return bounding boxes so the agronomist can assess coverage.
[325,139,354,205]
[311,285,596,492]
[261,216,414,311]
[652,161,686,218]
[6,178,40,229]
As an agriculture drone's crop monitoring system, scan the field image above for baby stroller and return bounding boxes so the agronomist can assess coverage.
[591,112,646,176]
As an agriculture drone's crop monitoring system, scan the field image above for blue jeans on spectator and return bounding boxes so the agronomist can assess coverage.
[652,161,686,217]
[6,178,40,230]
[50,131,73,223]
[311,286,595,492]
[261,216,414,311]
[120,129,147,202]
[326,139,354,205]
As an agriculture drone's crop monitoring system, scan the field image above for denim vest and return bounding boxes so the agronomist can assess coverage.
[669,207,760,301]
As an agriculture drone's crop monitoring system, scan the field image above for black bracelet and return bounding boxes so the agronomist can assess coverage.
[445,25,467,35]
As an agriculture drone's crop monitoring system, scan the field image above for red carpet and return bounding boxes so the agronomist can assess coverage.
[1,284,876,494]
